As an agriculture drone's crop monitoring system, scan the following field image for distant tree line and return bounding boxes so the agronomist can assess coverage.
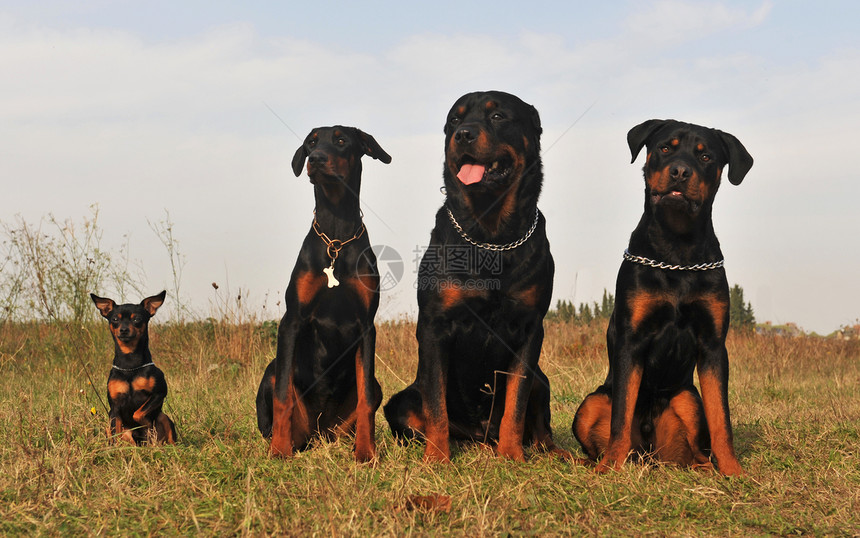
[548,284,756,331]
[546,289,614,324]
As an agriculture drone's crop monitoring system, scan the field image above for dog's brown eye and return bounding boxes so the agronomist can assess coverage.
[308,139,317,147]
[450,117,461,126]
[336,138,346,146]
[491,112,505,121]
[701,154,711,162]
[660,146,670,153]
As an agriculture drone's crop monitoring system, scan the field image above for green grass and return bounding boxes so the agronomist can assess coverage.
[1,320,858,535]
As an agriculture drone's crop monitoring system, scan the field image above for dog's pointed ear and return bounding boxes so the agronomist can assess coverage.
[627,119,668,163]
[91,293,115,318]
[291,141,308,177]
[141,290,166,316]
[717,130,754,185]
[356,129,392,164]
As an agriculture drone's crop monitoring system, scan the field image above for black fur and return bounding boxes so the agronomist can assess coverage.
[384,91,567,462]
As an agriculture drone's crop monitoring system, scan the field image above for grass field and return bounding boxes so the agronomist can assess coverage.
[1,318,858,536]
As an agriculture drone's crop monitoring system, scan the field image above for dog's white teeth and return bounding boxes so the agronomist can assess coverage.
[491,161,499,170]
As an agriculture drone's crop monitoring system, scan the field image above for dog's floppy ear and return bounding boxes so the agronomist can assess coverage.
[291,141,308,177]
[141,290,166,317]
[90,293,115,318]
[523,102,542,136]
[356,129,392,164]
[716,130,754,185]
[627,119,668,163]
[526,103,542,153]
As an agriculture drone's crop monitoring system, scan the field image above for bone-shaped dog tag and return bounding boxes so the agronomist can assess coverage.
[323,266,340,288]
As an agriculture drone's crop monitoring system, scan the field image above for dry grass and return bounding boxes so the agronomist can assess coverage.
[1,319,858,535]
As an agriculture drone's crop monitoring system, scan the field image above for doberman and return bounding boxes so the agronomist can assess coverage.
[256,126,391,462]
[384,91,567,462]
[91,290,176,445]
[572,119,753,475]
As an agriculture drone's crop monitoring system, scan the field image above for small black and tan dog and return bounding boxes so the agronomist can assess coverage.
[572,119,753,475]
[256,126,391,462]
[384,91,566,462]
[91,290,176,445]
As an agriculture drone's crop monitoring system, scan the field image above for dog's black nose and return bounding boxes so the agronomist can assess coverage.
[454,127,476,145]
[308,151,328,166]
[670,164,691,181]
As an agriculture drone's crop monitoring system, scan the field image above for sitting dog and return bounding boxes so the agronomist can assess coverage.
[91,291,176,445]
[384,91,566,462]
[572,119,753,475]
[256,126,391,462]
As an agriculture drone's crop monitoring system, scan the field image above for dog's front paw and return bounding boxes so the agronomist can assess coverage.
[496,442,526,462]
[354,441,376,463]
[422,442,451,463]
[717,459,744,477]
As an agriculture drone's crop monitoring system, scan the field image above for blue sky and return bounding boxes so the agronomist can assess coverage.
[2,0,859,333]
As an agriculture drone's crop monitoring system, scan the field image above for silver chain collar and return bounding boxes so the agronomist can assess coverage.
[446,206,540,251]
[623,249,724,271]
[112,361,154,372]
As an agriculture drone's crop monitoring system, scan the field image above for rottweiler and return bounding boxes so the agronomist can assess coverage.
[572,119,753,475]
[384,91,566,462]
[256,126,391,462]
[91,291,177,445]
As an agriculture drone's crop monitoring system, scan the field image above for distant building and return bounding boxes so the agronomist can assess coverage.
[756,321,804,337]
[837,324,860,340]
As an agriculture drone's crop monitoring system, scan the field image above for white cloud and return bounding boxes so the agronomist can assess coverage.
[0,2,858,332]
[624,0,772,41]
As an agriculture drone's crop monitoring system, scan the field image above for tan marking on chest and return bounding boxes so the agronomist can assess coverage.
[348,275,378,310]
[132,376,156,392]
[628,290,676,332]
[514,284,541,309]
[295,271,326,305]
[691,292,728,335]
[439,284,485,310]
[108,379,130,398]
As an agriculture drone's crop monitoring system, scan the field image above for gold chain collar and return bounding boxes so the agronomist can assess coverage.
[311,211,366,288]
[312,212,366,261]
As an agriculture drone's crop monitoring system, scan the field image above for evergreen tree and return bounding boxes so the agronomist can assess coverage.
[600,289,615,319]
[547,299,576,322]
[729,284,756,331]
[579,303,593,324]
[546,289,615,325]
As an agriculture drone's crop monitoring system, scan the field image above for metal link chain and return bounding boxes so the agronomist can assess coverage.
[446,206,540,251]
[312,212,366,263]
[623,248,724,271]
[112,361,155,372]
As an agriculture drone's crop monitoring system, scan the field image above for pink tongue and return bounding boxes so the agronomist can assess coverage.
[457,164,485,185]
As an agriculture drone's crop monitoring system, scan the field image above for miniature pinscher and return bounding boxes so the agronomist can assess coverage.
[91,290,176,445]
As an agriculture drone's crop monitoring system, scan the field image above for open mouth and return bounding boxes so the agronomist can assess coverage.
[651,190,700,213]
[651,190,685,204]
[456,155,513,185]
